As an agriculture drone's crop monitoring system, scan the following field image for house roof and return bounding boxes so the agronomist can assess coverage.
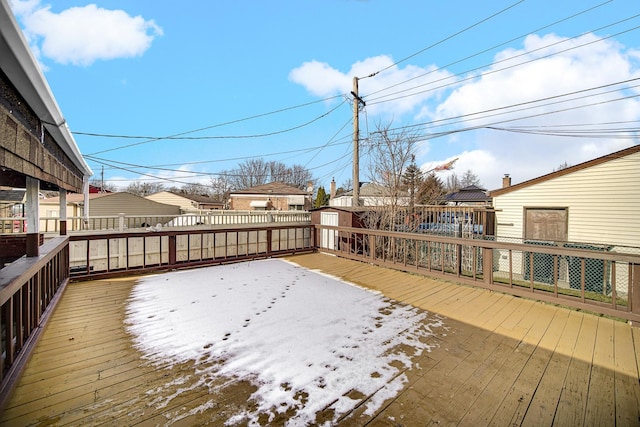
[0,2,92,177]
[41,192,111,204]
[490,144,640,197]
[231,182,307,196]
[311,206,369,213]
[0,189,25,203]
[443,185,490,203]
[340,183,407,198]
[167,191,224,204]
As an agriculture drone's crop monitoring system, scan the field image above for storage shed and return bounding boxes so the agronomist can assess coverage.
[311,206,367,251]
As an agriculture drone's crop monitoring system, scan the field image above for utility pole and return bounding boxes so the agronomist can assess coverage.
[351,77,366,207]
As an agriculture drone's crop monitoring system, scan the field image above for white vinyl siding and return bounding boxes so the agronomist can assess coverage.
[145,192,194,212]
[494,150,640,248]
[86,193,180,217]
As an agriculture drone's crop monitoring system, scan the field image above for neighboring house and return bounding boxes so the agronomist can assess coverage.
[146,191,225,212]
[442,185,491,206]
[490,144,640,248]
[40,192,180,220]
[229,182,312,211]
[330,183,409,207]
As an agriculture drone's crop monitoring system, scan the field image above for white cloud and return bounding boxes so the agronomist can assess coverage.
[428,33,640,189]
[289,55,455,116]
[9,0,162,66]
[291,32,640,190]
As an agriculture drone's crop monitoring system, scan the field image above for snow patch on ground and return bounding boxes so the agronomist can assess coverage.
[125,259,443,425]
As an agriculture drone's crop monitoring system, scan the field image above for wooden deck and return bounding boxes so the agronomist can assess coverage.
[1,252,639,426]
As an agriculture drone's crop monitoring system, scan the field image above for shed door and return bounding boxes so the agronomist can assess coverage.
[524,208,567,242]
[320,212,339,250]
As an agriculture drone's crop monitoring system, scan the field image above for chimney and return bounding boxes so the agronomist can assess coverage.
[502,174,511,188]
[330,178,336,199]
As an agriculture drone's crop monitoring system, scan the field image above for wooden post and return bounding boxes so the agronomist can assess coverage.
[483,247,493,285]
[631,263,640,316]
[59,189,67,236]
[169,235,177,265]
[352,76,366,207]
[25,177,39,257]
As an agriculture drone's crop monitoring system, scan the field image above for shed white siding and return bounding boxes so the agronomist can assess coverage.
[493,149,640,248]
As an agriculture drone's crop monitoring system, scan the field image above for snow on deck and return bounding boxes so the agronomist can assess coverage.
[125,258,444,425]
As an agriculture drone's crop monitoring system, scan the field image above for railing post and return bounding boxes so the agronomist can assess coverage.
[631,263,640,317]
[168,235,177,265]
[266,229,273,256]
[483,247,493,284]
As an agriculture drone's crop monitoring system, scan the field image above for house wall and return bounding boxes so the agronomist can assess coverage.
[87,193,180,217]
[493,149,640,248]
[39,201,82,218]
[230,194,310,211]
[145,192,194,212]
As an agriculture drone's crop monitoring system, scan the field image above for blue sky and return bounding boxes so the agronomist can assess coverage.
[9,0,640,192]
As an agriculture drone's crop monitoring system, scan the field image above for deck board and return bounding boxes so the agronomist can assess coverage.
[1,252,638,426]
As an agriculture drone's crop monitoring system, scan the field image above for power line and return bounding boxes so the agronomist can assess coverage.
[405,92,640,144]
[84,99,349,156]
[364,0,615,99]
[363,0,526,79]
[366,15,640,107]
[367,78,640,137]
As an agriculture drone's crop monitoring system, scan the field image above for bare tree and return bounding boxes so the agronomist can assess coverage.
[238,158,270,188]
[223,158,315,191]
[445,172,460,192]
[210,175,233,202]
[125,182,165,197]
[363,122,419,231]
[287,164,314,190]
[180,182,211,196]
[268,160,289,183]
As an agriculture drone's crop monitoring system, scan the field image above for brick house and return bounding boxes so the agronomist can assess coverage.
[229,182,312,211]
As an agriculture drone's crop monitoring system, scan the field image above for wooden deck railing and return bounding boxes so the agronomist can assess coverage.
[0,223,639,411]
[316,225,640,324]
[0,237,70,396]
[68,224,315,280]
